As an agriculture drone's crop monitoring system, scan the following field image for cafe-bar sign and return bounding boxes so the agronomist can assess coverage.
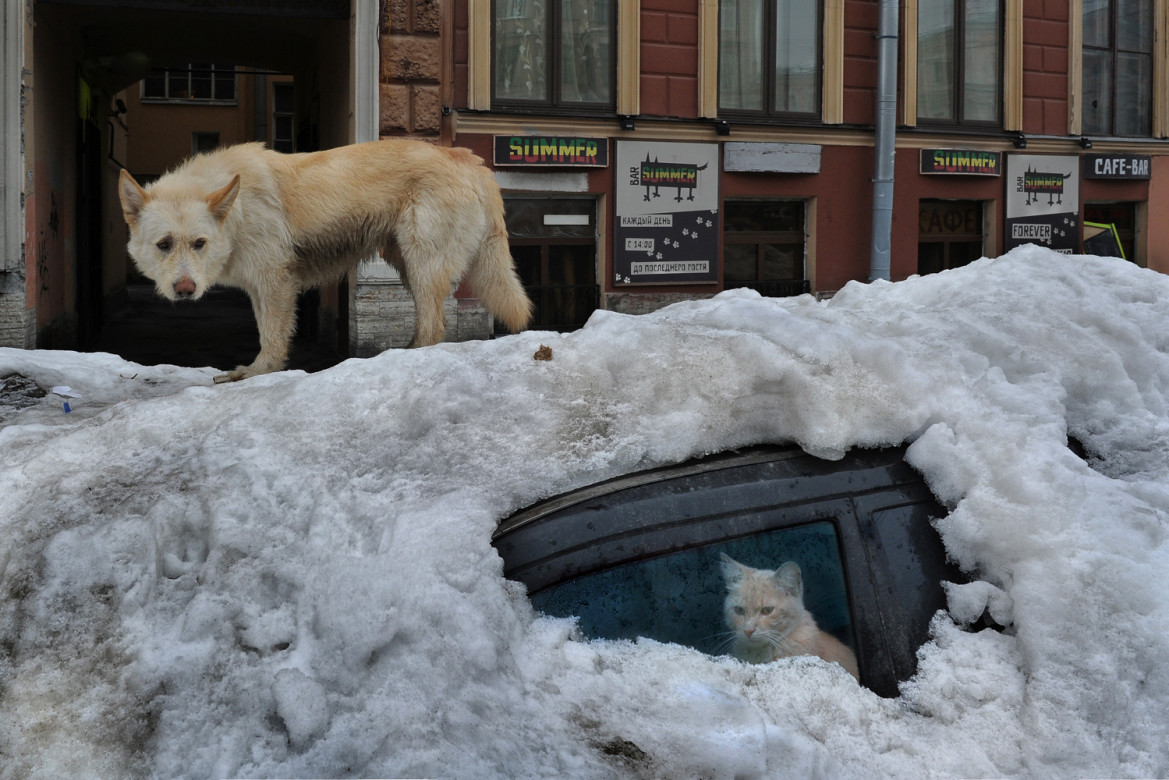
[1082,153,1151,179]
[920,148,1002,176]
[494,135,609,167]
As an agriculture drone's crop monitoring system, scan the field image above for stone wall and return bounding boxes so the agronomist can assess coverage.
[350,280,491,357]
[603,291,707,317]
[0,271,34,348]
[379,0,443,138]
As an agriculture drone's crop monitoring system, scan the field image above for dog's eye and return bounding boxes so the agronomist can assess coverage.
[156,238,173,252]
[192,238,207,250]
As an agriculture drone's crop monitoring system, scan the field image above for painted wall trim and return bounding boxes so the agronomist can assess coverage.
[1,0,30,347]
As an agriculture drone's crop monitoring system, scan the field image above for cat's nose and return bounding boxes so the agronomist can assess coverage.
[744,627,755,637]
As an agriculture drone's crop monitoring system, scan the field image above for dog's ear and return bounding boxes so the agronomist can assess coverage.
[206,175,241,223]
[118,169,150,225]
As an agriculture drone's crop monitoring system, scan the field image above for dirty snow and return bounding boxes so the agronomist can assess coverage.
[1,245,1167,778]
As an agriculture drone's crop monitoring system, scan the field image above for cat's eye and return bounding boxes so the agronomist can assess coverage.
[760,606,774,615]
[733,606,745,615]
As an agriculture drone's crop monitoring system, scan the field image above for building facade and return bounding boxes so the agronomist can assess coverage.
[3,0,1169,357]
[421,0,1169,333]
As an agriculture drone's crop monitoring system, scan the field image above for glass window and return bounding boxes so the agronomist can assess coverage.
[918,199,984,275]
[719,0,820,117]
[530,521,855,663]
[917,0,1001,125]
[272,83,295,153]
[1083,0,1152,136]
[191,132,221,155]
[504,198,598,331]
[142,64,237,103]
[723,200,808,296]
[494,0,614,110]
[1084,202,1137,262]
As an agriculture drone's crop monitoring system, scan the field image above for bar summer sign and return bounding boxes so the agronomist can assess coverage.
[494,136,609,167]
[615,141,719,285]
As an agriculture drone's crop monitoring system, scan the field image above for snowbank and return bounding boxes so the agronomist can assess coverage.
[1,245,1167,778]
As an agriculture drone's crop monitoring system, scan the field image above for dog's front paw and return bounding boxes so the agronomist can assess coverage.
[213,357,285,383]
[213,366,249,383]
[213,363,264,383]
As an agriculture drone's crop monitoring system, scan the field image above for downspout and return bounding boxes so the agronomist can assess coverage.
[869,0,899,282]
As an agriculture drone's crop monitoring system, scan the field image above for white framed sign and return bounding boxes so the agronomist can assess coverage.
[614,141,719,285]
[1005,154,1080,254]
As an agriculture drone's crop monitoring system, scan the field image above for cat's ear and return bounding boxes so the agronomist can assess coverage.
[774,561,803,599]
[720,553,745,585]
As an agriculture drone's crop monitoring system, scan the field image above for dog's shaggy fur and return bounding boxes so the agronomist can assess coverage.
[118,140,533,382]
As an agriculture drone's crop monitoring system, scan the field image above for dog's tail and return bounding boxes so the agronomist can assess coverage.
[470,172,534,334]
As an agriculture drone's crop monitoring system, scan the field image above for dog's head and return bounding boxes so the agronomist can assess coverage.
[118,169,240,301]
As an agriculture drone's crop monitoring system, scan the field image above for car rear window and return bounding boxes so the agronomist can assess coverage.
[530,520,854,658]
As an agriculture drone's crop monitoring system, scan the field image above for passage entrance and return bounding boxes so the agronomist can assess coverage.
[503,197,599,332]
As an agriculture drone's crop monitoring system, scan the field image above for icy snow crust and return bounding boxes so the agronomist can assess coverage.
[1,246,1167,778]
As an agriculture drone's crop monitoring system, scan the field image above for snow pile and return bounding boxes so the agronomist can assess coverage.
[1,245,1167,778]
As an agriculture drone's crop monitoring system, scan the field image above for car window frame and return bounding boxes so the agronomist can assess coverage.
[493,445,962,697]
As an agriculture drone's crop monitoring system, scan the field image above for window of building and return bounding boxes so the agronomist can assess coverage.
[1084,202,1137,262]
[503,198,598,331]
[918,199,985,275]
[723,200,809,296]
[718,0,821,117]
[916,0,1001,126]
[493,0,615,110]
[191,132,221,155]
[272,83,295,153]
[1082,0,1153,136]
[143,64,237,103]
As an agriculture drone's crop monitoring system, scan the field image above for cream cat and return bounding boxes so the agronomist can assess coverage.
[720,553,860,680]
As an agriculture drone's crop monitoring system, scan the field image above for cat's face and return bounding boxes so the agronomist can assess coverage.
[720,554,805,654]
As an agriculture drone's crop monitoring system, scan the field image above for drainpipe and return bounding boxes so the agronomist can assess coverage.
[869,0,899,282]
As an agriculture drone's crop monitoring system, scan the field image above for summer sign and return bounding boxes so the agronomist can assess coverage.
[493,136,609,167]
[615,141,719,285]
[1005,154,1079,254]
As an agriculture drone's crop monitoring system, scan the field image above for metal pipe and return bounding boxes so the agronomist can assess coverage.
[869,0,899,282]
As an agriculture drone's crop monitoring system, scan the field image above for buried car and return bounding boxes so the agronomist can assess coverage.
[2,247,1169,777]
[493,443,967,697]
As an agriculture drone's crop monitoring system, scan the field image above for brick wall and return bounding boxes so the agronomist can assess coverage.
[843,0,877,125]
[380,0,443,138]
[640,0,699,118]
[1022,0,1069,136]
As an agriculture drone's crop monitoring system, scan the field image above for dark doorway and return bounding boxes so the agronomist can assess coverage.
[503,197,599,332]
[76,76,104,348]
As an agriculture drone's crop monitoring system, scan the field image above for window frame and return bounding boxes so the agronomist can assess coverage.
[141,64,238,105]
[272,82,295,153]
[917,199,987,275]
[492,443,965,698]
[1084,201,1139,263]
[1069,0,1168,138]
[502,196,600,332]
[716,0,824,121]
[1081,0,1155,137]
[490,0,618,113]
[914,0,1004,129]
[722,198,809,297]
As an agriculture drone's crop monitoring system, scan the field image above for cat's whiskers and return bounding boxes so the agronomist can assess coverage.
[706,631,739,656]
